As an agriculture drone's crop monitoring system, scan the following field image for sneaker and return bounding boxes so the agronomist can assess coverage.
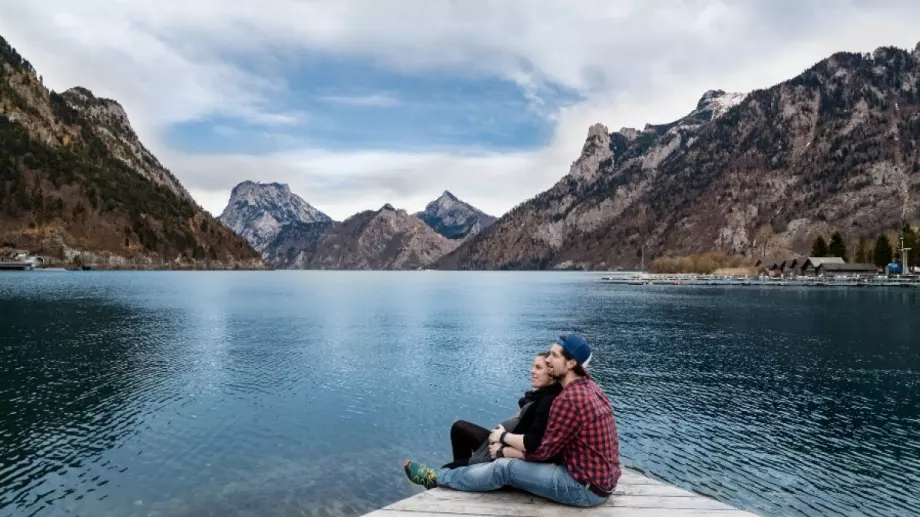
[403,459,438,489]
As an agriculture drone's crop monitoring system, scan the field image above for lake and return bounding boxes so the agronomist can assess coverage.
[1,271,918,517]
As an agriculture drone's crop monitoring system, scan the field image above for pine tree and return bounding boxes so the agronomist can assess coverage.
[874,235,893,268]
[854,237,869,263]
[810,235,829,257]
[828,231,848,261]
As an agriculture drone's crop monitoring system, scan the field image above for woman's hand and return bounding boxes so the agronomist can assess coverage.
[489,442,503,458]
[488,424,506,444]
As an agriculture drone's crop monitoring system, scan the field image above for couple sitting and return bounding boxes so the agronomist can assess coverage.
[403,333,621,508]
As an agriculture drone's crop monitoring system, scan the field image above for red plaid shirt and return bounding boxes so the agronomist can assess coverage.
[523,375,620,491]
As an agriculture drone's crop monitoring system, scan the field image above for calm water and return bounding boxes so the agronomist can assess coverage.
[1,272,918,517]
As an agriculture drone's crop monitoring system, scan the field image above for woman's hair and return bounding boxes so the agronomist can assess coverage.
[537,351,551,359]
[559,347,588,377]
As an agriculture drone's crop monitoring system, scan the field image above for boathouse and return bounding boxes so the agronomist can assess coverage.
[815,262,879,277]
[782,257,805,277]
[756,257,785,277]
[801,256,845,276]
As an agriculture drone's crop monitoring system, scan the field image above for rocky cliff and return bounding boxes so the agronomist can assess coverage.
[265,204,459,269]
[415,191,496,239]
[438,42,920,270]
[0,34,260,266]
[218,181,331,253]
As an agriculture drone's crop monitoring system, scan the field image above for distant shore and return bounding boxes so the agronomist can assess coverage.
[25,263,274,272]
[600,272,920,287]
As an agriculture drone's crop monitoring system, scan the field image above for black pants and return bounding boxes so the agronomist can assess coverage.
[441,420,490,469]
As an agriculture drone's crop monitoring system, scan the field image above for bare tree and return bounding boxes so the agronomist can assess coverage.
[755,223,775,259]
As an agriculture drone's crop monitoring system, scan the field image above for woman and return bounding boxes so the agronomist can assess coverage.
[441,351,561,469]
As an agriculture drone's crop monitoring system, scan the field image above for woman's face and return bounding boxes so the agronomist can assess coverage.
[530,355,554,388]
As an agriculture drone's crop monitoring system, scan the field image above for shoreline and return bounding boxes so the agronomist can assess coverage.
[601,272,920,287]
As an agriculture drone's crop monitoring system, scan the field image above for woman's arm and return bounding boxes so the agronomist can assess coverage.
[488,396,554,452]
[520,396,555,452]
[489,425,526,451]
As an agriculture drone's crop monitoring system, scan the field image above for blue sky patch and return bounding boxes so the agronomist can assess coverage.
[165,53,584,154]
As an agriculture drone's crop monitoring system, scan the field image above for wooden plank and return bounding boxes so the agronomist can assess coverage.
[416,483,700,502]
[617,473,668,486]
[386,496,734,515]
[361,470,761,517]
[365,510,754,517]
[607,496,741,510]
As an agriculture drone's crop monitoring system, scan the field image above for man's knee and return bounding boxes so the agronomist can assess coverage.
[490,458,514,483]
[492,458,514,469]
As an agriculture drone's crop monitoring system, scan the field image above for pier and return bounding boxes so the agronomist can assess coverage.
[600,273,920,288]
[0,261,33,271]
[364,468,759,517]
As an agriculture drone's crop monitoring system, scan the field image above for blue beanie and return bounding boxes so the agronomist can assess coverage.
[555,333,592,366]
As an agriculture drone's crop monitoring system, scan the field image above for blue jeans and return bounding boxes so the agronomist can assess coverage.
[435,458,608,508]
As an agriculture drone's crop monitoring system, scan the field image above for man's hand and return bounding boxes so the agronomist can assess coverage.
[488,424,506,444]
[489,442,503,459]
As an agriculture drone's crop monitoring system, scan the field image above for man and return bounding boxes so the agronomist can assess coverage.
[403,333,621,508]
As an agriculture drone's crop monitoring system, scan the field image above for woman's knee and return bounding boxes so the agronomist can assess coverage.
[450,420,473,436]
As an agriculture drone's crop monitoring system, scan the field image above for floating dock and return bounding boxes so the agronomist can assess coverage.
[600,274,920,288]
[0,261,33,271]
[364,468,760,517]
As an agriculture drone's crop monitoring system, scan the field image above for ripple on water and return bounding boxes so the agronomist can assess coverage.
[0,273,919,517]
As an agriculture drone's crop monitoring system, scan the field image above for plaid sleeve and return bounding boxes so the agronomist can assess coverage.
[523,397,580,462]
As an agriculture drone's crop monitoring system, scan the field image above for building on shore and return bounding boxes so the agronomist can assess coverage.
[755,257,785,277]
[1,249,29,261]
[815,262,879,277]
[757,256,826,277]
[782,257,805,277]
[801,257,845,276]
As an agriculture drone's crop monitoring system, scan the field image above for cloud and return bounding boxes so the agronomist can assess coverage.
[2,1,920,220]
[319,93,401,107]
[171,147,540,220]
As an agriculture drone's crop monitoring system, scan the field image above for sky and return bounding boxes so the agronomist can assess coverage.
[1,1,919,220]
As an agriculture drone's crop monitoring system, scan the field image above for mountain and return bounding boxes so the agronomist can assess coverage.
[218,181,332,253]
[264,204,459,269]
[438,42,920,270]
[415,190,496,239]
[0,35,260,267]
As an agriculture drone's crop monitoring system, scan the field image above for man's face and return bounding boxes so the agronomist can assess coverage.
[547,343,570,379]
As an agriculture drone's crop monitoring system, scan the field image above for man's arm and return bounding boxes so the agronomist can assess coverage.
[523,398,581,462]
[489,442,524,459]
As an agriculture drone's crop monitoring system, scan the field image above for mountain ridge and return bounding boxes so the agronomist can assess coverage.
[415,190,497,240]
[437,42,920,270]
[218,180,332,254]
[0,34,261,267]
[264,203,459,269]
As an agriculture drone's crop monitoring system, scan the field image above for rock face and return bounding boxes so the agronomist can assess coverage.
[438,43,920,270]
[218,181,332,253]
[61,86,194,203]
[415,191,496,239]
[265,204,460,269]
[0,34,260,265]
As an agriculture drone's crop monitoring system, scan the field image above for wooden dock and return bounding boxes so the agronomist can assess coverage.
[363,468,760,516]
[0,261,33,271]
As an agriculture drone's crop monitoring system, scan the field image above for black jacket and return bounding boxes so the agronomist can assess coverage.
[512,383,563,452]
